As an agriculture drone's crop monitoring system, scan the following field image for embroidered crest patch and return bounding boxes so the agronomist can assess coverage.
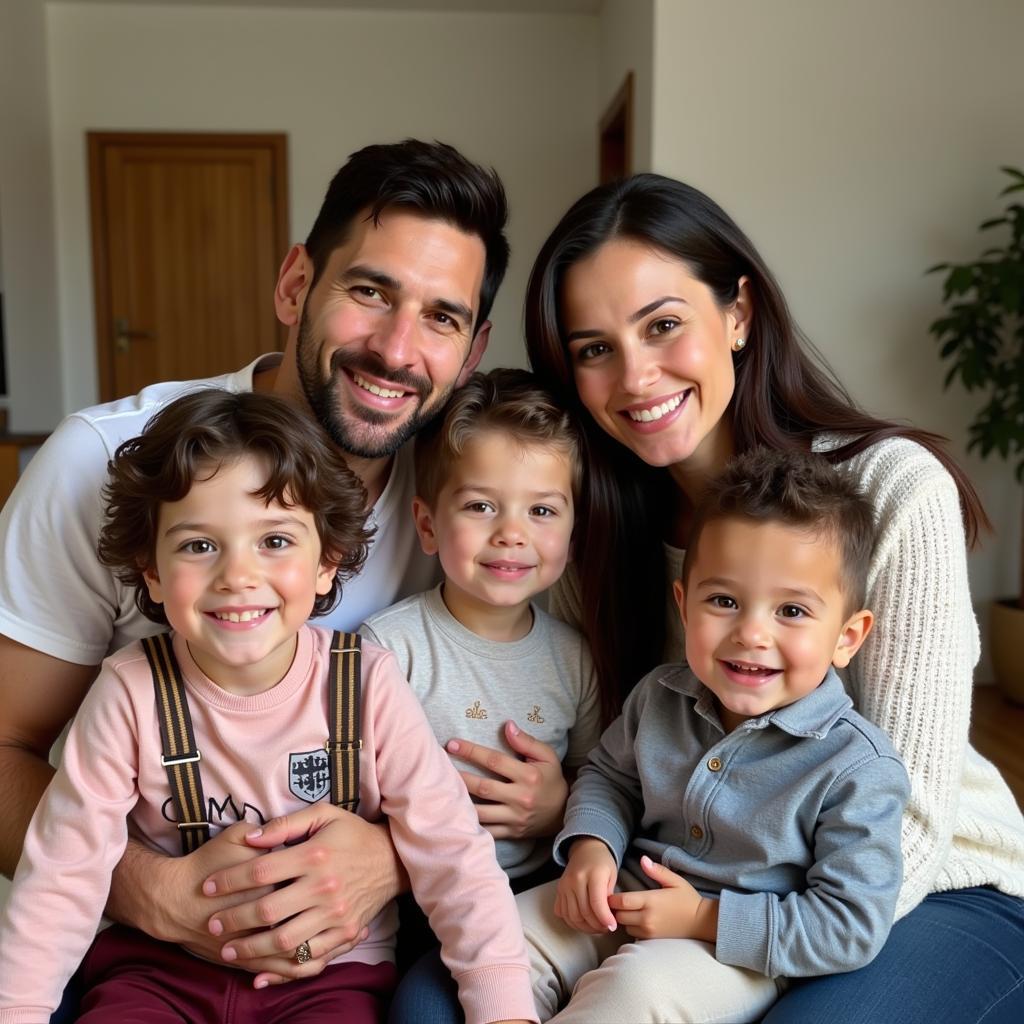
[289,749,330,803]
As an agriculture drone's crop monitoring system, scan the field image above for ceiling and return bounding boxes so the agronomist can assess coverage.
[55,1,604,14]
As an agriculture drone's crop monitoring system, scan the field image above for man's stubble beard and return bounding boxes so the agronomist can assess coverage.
[295,309,460,460]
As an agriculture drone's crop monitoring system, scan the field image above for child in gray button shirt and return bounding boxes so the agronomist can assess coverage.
[520,448,911,1024]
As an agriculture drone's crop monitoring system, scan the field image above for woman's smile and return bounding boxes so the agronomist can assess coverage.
[619,387,692,429]
[562,237,746,472]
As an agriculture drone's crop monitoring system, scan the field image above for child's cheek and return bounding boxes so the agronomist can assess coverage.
[684,617,714,673]
[275,561,319,597]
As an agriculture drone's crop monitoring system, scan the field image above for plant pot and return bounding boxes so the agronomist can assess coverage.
[990,598,1024,705]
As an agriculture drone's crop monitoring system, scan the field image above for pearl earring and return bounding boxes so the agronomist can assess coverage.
[732,337,746,352]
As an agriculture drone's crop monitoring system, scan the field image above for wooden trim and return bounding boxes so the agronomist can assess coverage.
[87,131,289,403]
[269,137,289,352]
[87,133,114,403]
[599,71,634,183]
[0,432,48,510]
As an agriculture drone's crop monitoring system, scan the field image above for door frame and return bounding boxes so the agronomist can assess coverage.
[599,71,634,183]
[87,131,289,402]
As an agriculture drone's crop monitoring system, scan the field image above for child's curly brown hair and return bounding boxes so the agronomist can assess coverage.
[98,389,374,624]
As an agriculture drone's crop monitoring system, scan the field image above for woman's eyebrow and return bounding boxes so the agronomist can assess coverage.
[565,295,687,342]
[628,296,687,323]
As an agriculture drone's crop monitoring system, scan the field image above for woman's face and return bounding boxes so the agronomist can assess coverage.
[561,238,748,473]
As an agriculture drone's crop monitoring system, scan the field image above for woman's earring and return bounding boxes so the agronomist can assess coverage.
[732,337,746,352]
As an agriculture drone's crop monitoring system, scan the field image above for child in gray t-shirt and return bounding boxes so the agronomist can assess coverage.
[362,367,601,880]
[362,368,602,1023]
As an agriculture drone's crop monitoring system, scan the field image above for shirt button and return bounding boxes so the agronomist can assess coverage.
[707,757,722,772]
[690,825,704,840]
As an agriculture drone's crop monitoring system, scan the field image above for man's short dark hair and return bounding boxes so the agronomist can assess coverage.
[304,139,509,331]
[414,367,582,508]
[98,389,374,624]
[681,448,877,611]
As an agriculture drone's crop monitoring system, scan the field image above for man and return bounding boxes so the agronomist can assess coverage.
[0,139,509,984]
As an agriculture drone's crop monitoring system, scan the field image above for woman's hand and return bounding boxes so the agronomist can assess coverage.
[200,804,402,987]
[446,721,569,839]
[554,837,618,934]
[608,855,718,942]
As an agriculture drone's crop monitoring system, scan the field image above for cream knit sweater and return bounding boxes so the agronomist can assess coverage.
[552,436,1024,919]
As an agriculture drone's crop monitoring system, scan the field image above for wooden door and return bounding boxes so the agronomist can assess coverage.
[88,132,288,401]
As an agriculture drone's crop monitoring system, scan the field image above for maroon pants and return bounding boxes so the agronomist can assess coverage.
[76,925,397,1024]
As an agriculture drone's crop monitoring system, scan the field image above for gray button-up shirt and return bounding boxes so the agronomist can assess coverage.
[555,666,910,978]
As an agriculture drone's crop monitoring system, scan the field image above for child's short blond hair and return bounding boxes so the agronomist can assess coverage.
[414,368,582,506]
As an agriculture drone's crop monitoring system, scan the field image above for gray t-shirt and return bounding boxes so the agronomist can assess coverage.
[361,584,602,878]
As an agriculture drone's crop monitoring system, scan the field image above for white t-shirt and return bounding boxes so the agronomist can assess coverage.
[0,355,438,665]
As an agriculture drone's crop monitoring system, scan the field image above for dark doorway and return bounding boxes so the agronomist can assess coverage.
[599,72,634,184]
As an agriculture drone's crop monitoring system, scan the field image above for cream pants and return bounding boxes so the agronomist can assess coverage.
[518,880,784,1024]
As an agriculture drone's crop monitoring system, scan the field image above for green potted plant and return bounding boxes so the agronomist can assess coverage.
[929,165,1024,702]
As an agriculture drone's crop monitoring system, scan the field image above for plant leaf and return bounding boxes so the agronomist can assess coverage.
[927,167,1024,470]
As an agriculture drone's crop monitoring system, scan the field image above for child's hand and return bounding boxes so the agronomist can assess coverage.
[608,854,719,942]
[554,837,618,934]
[446,721,569,838]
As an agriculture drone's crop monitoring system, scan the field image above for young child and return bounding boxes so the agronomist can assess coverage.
[360,369,601,1021]
[0,390,536,1024]
[519,448,912,1024]
[361,368,602,881]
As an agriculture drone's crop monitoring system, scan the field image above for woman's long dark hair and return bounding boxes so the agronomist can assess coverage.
[525,174,987,722]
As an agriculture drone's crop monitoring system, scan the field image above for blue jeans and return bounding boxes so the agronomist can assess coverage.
[763,887,1024,1024]
[388,945,459,1024]
[389,886,1024,1024]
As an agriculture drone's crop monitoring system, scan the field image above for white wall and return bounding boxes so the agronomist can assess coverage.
[598,0,653,171]
[16,0,1024,666]
[649,0,1024,678]
[46,0,600,412]
[0,0,63,432]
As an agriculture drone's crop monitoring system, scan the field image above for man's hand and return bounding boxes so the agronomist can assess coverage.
[554,837,618,934]
[201,804,402,988]
[608,855,719,942]
[446,721,569,839]
[108,823,272,959]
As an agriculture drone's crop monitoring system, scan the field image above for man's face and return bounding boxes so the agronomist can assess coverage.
[295,210,489,459]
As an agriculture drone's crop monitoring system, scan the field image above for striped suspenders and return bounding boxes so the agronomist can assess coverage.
[143,630,362,855]
[143,632,209,854]
[327,633,363,812]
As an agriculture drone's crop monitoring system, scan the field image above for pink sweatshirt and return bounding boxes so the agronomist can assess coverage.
[0,626,536,1024]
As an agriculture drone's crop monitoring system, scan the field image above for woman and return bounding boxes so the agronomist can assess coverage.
[524,173,1024,1022]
